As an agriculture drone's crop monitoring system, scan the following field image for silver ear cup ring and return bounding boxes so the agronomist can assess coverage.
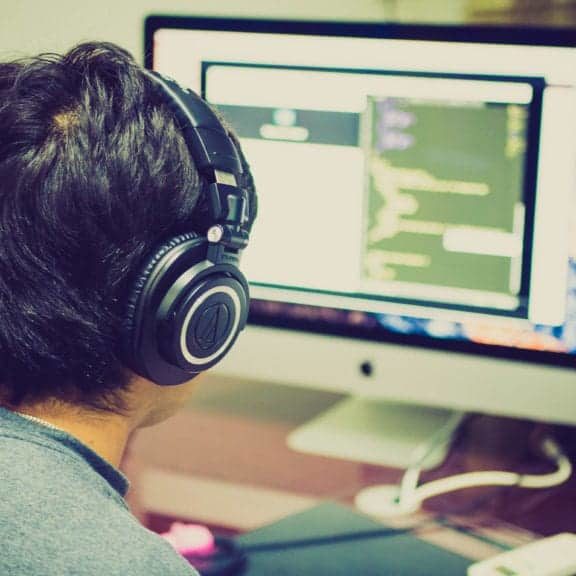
[156,271,248,374]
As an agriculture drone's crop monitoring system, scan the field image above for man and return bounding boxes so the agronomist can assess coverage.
[0,42,257,575]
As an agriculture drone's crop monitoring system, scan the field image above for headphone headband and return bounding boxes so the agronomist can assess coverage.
[143,70,241,176]
[143,70,250,256]
[123,70,253,385]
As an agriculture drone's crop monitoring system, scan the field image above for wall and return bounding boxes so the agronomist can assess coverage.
[0,0,479,62]
[0,0,392,62]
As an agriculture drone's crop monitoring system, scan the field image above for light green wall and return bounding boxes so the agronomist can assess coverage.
[0,0,391,62]
[0,1,470,62]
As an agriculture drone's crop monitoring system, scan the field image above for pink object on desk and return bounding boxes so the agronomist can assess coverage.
[161,522,216,556]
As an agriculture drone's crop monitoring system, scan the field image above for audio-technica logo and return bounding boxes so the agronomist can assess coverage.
[194,302,232,351]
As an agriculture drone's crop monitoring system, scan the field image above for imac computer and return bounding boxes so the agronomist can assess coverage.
[146,17,576,472]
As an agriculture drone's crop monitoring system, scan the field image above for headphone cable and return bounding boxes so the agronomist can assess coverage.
[238,519,437,555]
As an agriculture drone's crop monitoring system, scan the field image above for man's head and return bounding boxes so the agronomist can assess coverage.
[0,42,256,417]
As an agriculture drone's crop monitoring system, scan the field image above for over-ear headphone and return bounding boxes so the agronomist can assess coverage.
[123,70,252,386]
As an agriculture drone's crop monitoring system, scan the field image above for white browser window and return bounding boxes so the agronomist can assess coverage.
[153,27,576,328]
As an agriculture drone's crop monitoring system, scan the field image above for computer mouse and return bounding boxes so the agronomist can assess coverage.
[161,522,247,576]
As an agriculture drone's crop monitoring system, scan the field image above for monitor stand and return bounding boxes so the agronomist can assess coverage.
[287,397,458,470]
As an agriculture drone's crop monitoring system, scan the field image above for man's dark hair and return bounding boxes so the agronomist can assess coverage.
[0,42,256,412]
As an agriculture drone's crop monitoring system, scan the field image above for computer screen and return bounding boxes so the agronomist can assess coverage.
[146,18,576,435]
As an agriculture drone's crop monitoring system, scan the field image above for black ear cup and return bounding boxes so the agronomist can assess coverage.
[124,232,249,386]
[157,273,249,372]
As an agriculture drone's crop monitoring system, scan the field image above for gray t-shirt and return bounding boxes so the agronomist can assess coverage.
[0,407,197,576]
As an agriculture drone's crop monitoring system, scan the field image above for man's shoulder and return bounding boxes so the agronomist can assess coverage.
[0,434,196,575]
[0,521,197,576]
[0,431,113,503]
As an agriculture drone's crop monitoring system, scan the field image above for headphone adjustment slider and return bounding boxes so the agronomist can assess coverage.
[207,182,249,225]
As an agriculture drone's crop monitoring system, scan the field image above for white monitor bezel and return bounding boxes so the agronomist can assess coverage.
[147,17,576,425]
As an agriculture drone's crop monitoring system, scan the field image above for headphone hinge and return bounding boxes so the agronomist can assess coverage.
[207,225,249,263]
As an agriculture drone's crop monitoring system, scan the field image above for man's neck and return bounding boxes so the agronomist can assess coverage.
[16,404,134,468]
[6,376,192,466]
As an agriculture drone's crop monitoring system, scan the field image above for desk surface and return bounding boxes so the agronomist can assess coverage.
[123,374,576,563]
[237,502,473,576]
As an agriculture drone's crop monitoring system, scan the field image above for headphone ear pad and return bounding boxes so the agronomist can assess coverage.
[123,232,202,368]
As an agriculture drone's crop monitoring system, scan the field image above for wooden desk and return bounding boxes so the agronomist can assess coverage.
[122,374,576,561]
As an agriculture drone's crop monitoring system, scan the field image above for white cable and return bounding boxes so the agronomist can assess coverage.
[400,435,572,511]
[399,411,465,505]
